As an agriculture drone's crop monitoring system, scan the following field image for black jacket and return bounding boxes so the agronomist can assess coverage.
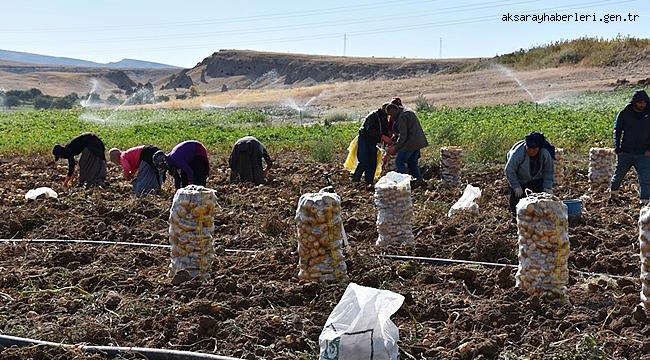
[229,136,272,169]
[139,145,160,170]
[614,90,650,154]
[60,133,105,176]
[359,108,389,144]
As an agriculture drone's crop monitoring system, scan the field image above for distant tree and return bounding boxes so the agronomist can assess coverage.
[65,92,79,101]
[34,96,53,109]
[51,97,74,109]
[106,94,121,105]
[6,90,23,97]
[4,95,20,108]
[88,93,101,101]
[175,94,187,100]
[156,95,170,102]
[28,88,43,98]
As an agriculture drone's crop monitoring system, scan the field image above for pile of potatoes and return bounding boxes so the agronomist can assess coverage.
[375,172,414,245]
[515,193,569,296]
[554,148,564,186]
[639,206,650,310]
[168,185,217,281]
[440,146,463,186]
[588,148,615,190]
[295,192,348,283]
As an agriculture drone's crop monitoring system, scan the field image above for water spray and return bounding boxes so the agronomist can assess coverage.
[492,63,536,102]
[80,78,99,108]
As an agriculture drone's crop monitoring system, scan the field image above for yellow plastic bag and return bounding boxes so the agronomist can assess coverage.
[343,136,383,180]
[343,136,359,173]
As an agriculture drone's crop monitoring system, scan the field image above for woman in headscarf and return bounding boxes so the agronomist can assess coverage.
[52,132,107,187]
[109,145,164,196]
[153,140,209,190]
[504,131,555,215]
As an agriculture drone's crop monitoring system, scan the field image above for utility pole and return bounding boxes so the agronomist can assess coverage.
[343,33,347,56]
[439,37,442,58]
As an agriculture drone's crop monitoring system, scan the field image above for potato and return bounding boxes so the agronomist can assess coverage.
[440,147,463,186]
[588,148,615,190]
[639,208,650,308]
[375,174,414,246]
[295,192,348,283]
[169,186,217,282]
[516,194,569,297]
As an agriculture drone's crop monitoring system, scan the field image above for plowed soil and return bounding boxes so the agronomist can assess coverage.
[1,153,649,360]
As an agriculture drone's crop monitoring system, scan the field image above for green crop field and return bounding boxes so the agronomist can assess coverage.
[0,89,641,162]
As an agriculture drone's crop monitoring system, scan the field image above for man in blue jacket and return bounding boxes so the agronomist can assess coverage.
[505,132,555,215]
[610,89,650,204]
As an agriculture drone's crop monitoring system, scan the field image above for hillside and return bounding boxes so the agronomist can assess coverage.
[161,49,474,90]
[0,49,179,69]
[495,37,650,69]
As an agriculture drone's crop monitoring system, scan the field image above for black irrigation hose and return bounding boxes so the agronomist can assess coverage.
[0,239,638,280]
[0,334,243,360]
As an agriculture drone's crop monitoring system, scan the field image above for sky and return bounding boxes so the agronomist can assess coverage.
[1,0,648,68]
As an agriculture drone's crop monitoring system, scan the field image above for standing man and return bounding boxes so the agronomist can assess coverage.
[52,132,107,187]
[229,136,273,185]
[505,131,555,215]
[109,145,164,196]
[153,140,209,189]
[353,103,390,185]
[386,103,429,182]
[610,89,650,204]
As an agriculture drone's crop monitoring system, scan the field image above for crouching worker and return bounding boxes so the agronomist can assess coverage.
[229,136,272,184]
[353,103,390,185]
[505,131,555,215]
[53,132,107,187]
[109,145,164,196]
[153,140,209,190]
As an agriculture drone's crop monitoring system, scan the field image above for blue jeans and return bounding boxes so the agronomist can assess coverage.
[611,152,650,200]
[353,135,377,184]
[395,149,422,180]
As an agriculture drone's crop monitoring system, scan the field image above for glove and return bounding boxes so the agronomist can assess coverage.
[63,175,74,187]
[388,146,397,156]
[544,188,553,195]
[381,135,393,145]
[513,187,523,197]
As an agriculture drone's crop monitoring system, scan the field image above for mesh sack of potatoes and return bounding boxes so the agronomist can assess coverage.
[639,206,650,310]
[588,148,615,190]
[554,148,565,186]
[168,185,217,281]
[295,191,349,283]
[515,192,569,296]
[440,146,463,186]
[375,171,414,246]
